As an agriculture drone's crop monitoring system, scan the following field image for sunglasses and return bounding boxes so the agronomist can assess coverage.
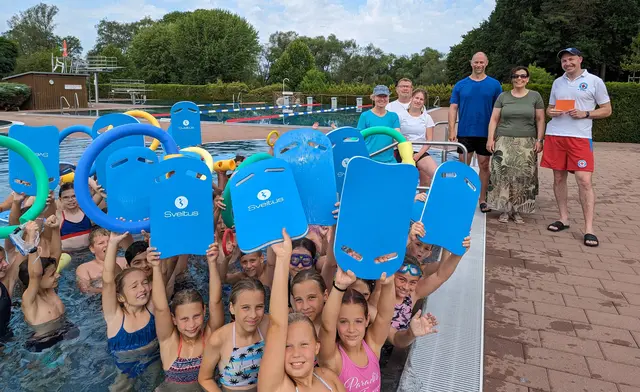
[511,74,529,79]
[398,263,422,277]
[290,254,314,268]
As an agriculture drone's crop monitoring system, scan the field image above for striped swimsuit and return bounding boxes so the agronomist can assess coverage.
[164,334,205,384]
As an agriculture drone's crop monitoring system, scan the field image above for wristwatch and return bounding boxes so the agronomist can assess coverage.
[537,139,544,143]
[585,111,590,118]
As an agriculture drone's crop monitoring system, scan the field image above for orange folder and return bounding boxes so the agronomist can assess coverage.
[555,99,575,111]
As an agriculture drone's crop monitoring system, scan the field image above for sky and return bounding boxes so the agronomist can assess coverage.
[0,0,496,56]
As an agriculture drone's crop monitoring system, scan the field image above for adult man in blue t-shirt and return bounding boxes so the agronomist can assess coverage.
[448,52,502,213]
[357,85,401,163]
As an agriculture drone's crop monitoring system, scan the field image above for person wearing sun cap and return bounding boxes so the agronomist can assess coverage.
[356,84,401,163]
[541,47,612,248]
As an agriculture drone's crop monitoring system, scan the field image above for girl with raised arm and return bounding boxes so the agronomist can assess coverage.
[198,277,270,391]
[148,243,225,390]
[259,228,345,392]
[318,267,396,392]
[102,231,161,386]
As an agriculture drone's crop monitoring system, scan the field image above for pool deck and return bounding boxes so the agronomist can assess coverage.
[3,108,640,391]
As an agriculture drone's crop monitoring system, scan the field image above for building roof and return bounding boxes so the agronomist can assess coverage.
[2,71,90,81]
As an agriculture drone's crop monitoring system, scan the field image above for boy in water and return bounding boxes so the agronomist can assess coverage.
[76,227,129,294]
[19,221,78,351]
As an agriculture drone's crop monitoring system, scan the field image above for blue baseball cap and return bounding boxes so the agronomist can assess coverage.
[372,85,390,96]
[557,48,582,59]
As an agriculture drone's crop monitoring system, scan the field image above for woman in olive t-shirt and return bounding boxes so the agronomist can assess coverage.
[486,66,546,224]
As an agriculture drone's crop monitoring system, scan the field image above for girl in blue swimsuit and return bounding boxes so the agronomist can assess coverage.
[102,231,161,388]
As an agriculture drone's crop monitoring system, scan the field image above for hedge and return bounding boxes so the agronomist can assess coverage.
[98,80,640,143]
[0,83,31,111]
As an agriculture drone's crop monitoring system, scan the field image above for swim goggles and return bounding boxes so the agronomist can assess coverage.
[9,223,40,256]
[398,263,422,277]
[290,253,314,268]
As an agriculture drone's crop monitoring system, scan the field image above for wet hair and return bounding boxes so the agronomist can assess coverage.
[292,238,317,259]
[288,312,318,342]
[291,269,327,293]
[170,289,204,314]
[403,255,421,268]
[229,278,266,305]
[59,182,74,197]
[235,155,246,164]
[19,257,57,287]
[341,288,369,319]
[511,66,529,78]
[353,278,375,295]
[125,241,149,265]
[88,227,110,247]
[114,267,147,305]
[239,250,262,260]
[0,245,6,258]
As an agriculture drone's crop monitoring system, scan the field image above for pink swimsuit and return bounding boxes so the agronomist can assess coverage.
[338,340,381,392]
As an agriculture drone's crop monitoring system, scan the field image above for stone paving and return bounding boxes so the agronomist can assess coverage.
[483,142,640,391]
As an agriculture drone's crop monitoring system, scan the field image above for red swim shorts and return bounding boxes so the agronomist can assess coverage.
[541,135,594,172]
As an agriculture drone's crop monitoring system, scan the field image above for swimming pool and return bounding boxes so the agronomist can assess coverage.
[0,137,458,391]
[63,104,365,128]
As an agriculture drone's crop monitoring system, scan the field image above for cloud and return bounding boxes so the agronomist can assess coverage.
[0,0,495,56]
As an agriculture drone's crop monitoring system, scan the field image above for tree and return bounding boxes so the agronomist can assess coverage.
[0,37,19,77]
[58,35,82,58]
[269,39,316,89]
[92,17,155,54]
[94,44,132,83]
[527,63,556,84]
[621,32,640,77]
[299,69,328,93]
[448,0,640,82]
[3,3,59,55]
[14,48,61,74]
[128,23,178,84]
[171,9,260,84]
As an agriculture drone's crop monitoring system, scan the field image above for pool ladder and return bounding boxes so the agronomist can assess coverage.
[60,93,80,115]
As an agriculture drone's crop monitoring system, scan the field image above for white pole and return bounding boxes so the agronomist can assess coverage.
[94,73,99,104]
[356,97,363,113]
[331,97,337,110]
[307,96,313,112]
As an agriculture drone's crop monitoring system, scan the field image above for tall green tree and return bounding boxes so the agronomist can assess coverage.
[128,23,178,84]
[3,3,59,55]
[269,39,316,89]
[14,48,61,74]
[621,32,640,77]
[92,17,154,54]
[171,9,260,84]
[58,35,82,58]
[0,37,19,77]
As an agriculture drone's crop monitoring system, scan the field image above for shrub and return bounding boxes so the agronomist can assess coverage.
[0,83,31,110]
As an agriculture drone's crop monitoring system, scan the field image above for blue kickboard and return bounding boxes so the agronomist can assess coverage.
[418,161,480,256]
[326,127,370,198]
[91,114,142,191]
[169,101,202,148]
[411,199,426,223]
[274,129,337,226]
[9,125,60,195]
[150,157,214,258]
[229,157,308,253]
[106,147,158,222]
[334,157,418,279]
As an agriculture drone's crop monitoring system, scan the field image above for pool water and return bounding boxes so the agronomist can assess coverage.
[67,104,364,128]
[0,137,456,391]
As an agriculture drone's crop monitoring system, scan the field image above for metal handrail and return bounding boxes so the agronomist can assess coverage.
[60,96,71,114]
[73,93,79,115]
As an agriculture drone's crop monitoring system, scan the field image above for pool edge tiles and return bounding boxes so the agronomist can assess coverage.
[398,166,486,392]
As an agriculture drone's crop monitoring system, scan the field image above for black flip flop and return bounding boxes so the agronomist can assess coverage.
[547,221,570,232]
[480,202,492,213]
[584,233,599,247]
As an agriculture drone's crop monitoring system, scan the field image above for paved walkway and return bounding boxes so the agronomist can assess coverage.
[484,142,640,391]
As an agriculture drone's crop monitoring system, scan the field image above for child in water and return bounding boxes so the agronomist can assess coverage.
[102,231,162,390]
[19,219,78,352]
[148,243,225,390]
[76,227,129,294]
